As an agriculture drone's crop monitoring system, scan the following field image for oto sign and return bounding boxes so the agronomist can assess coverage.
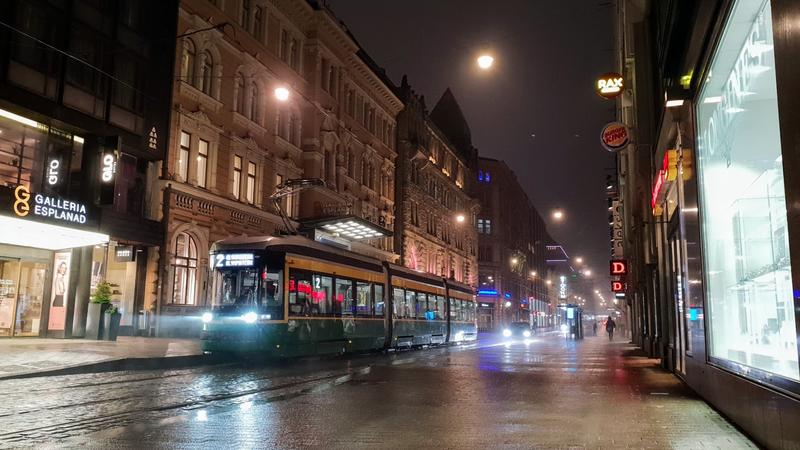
[610,260,628,276]
[595,72,624,99]
[600,122,630,152]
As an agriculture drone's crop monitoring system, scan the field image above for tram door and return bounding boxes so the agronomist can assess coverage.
[668,225,688,375]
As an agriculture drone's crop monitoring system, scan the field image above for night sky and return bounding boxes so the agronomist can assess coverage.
[329,0,616,297]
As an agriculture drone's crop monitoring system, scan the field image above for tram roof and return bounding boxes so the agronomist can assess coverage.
[210,235,385,271]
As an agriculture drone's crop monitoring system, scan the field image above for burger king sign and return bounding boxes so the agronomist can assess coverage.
[600,122,630,152]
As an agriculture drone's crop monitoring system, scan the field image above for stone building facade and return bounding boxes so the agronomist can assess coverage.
[394,79,479,288]
[154,0,401,335]
[473,157,552,331]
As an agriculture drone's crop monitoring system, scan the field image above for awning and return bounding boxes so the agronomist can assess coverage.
[0,215,109,250]
[302,215,392,240]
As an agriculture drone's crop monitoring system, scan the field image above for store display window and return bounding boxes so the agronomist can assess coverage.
[696,0,799,382]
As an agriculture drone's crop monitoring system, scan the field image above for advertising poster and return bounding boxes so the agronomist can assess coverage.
[47,251,71,331]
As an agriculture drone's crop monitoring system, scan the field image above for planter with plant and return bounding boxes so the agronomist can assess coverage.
[86,281,112,340]
[103,305,122,341]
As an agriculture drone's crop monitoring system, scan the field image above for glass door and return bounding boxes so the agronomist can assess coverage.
[668,227,688,375]
[14,262,47,336]
[0,258,21,336]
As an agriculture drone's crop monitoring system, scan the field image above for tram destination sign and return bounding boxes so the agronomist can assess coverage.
[212,253,256,268]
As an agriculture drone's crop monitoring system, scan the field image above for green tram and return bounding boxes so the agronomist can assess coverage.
[202,235,477,356]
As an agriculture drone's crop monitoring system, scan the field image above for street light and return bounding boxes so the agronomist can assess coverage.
[510,257,519,265]
[530,270,537,277]
[477,54,494,69]
[583,269,592,277]
[575,257,583,264]
[545,280,552,285]
[455,213,466,224]
[552,209,564,220]
[274,86,290,101]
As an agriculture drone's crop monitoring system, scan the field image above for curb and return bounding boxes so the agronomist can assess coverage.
[0,353,234,381]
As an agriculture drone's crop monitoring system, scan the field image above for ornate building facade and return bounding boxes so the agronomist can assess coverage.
[394,78,479,289]
[155,0,401,335]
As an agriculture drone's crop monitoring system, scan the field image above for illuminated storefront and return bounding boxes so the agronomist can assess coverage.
[0,110,108,337]
[695,0,798,386]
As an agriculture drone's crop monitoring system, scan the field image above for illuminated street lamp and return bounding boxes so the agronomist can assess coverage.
[594,289,600,294]
[545,279,552,285]
[583,269,592,277]
[455,213,466,224]
[510,257,519,265]
[575,257,583,264]
[477,54,494,69]
[552,209,564,220]
[530,270,537,277]
[274,86,290,101]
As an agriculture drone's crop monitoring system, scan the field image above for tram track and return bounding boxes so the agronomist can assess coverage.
[0,365,372,445]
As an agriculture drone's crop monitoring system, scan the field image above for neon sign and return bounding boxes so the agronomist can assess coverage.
[595,72,624,99]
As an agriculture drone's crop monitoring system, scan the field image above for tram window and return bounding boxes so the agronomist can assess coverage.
[336,277,354,316]
[417,292,432,320]
[374,284,384,316]
[457,300,466,321]
[434,295,445,320]
[261,269,283,320]
[288,270,312,316]
[449,298,456,319]
[404,289,416,318]
[393,288,405,318]
[312,275,333,316]
[356,281,371,317]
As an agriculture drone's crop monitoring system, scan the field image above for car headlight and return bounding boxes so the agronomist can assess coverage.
[502,329,512,338]
[523,330,531,338]
[242,312,258,324]
[201,312,213,324]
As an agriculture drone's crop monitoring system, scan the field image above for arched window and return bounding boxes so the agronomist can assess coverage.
[200,51,213,95]
[234,73,245,114]
[181,39,196,83]
[249,81,259,122]
[171,232,198,305]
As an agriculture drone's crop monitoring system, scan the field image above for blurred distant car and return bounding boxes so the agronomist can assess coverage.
[502,322,532,339]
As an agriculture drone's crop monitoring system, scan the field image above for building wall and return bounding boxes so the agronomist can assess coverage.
[395,78,478,289]
[156,0,402,335]
[474,157,550,330]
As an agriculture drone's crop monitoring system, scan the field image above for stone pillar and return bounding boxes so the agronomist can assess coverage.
[71,246,93,337]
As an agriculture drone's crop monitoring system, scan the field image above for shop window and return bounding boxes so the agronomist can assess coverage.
[171,233,198,305]
[696,0,799,382]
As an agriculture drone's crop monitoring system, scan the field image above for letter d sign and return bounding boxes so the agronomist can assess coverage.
[610,260,627,276]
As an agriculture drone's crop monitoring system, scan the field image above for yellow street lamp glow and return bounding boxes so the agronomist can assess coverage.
[274,87,290,101]
[477,55,494,69]
[530,271,537,277]
[583,269,592,276]
[552,209,564,220]
[455,214,466,223]
[575,257,583,264]
[511,257,519,265]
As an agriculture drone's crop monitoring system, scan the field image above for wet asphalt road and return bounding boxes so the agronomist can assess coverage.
[0,333,756,449]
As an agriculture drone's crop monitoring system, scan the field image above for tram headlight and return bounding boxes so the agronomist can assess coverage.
[201,312,213,324]
[523,330,531,338]
[242,312,258,324]
[502,328,512,338]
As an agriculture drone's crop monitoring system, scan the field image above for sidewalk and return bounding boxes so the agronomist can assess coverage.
[0,336,207,380]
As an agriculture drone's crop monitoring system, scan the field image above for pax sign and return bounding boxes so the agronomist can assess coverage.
[610,260,628,276]
[596,72,624,99]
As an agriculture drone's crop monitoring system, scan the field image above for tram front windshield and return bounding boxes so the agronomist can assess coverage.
[211,266,283,319]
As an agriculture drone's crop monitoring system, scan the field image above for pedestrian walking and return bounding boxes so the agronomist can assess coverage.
[605,316,616,340]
